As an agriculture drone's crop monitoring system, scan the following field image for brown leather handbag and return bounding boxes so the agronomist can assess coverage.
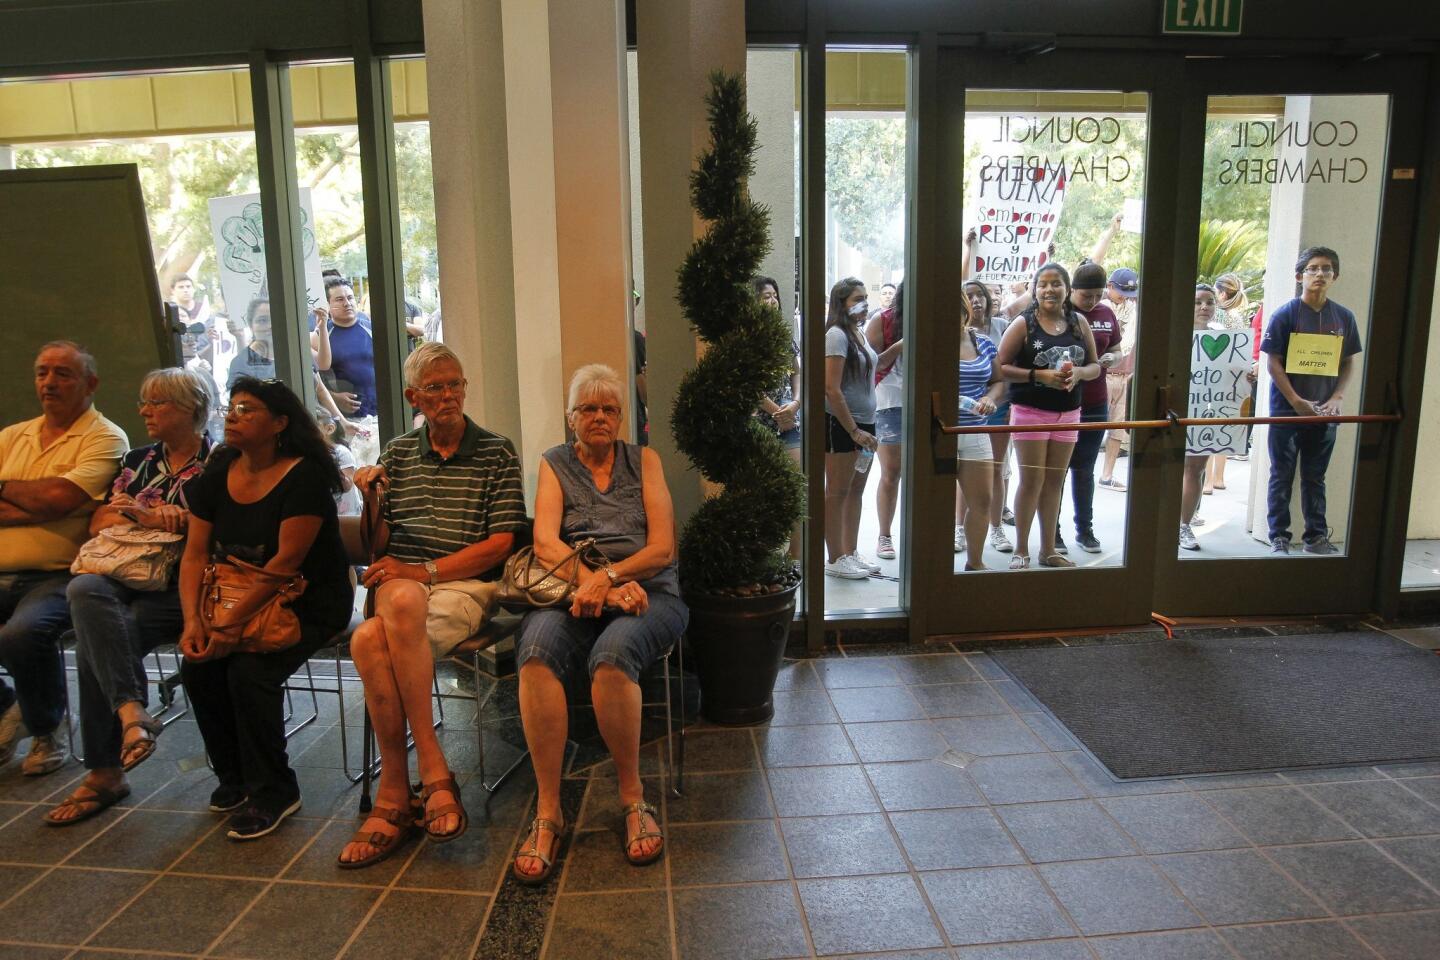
[199,556,308,655]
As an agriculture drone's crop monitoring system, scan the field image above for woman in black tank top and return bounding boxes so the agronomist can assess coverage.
[996,263,1101,569]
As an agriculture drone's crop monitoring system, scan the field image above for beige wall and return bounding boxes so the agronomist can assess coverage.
[1409,261,1440,538]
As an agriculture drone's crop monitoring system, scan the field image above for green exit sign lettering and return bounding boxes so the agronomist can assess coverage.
[1164,0,1243,35]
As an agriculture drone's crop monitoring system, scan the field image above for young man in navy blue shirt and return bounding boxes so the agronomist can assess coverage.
[1259,246,1363,555]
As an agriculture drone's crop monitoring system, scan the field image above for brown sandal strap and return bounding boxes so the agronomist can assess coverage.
[346,805,413,850]
[420,775,461,802]
[424,803,464,826]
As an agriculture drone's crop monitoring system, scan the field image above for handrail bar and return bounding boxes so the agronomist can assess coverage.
[1166,411,1402,428]
[929,392,1403,437]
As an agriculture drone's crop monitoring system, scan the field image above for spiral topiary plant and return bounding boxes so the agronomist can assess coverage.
[671,71,805,596]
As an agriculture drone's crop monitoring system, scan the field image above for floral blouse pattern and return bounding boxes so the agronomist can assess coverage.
[108,437,212,510]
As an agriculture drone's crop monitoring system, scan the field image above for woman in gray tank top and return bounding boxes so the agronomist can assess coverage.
[512,364,687,886]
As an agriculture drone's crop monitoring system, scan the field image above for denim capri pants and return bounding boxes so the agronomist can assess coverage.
[516,592,689,691]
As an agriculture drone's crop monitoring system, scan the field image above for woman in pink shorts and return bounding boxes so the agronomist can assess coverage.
[995,263,1101,569]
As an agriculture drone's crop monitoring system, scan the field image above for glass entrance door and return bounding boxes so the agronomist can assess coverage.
[909,48,1183,636]
[909,48,1422,637]
[1150,57,1424,617]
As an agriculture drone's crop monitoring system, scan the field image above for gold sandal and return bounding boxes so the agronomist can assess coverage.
[622,800,665,866]
[512,816,566,886]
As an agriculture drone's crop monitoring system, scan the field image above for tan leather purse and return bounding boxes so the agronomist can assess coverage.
[199,556,308,655]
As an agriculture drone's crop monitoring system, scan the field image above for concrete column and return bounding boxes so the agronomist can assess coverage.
[635,0,746,524]
[424,0,633,496]
[1248,95,1387,547]
[749,49,799,323]
[422,0,523,453]
[1408,261,1440,537]
[548,0,634,421]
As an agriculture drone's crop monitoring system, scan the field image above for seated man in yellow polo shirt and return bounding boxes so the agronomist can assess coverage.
[0,341,127,776]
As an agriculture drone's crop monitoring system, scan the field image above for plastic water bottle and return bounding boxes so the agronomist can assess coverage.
[1056,357,1074,389]
[855,447,874,473]
[958,395,982,416]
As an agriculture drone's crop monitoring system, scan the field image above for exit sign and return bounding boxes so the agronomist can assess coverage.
[1163,0,1243,35]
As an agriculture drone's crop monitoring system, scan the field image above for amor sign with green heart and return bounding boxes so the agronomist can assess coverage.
[1200,333,1230,361]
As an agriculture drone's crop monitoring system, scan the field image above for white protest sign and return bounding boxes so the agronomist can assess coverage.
[1121,197,1143,233]
[1186,328,1254,456]
[970,161,1066,283]
[208,188,326,322]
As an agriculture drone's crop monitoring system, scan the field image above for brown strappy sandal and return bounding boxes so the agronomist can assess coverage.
[622,800,665,866]
[337,803,418,870]
[512,816,566,886]
[43,783,131,827]
[419,773,468,843]
[120,716,163,772]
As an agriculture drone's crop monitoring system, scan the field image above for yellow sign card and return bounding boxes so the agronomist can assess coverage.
[1285,332,1343,376]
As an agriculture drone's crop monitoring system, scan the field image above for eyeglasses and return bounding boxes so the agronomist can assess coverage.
[136,399,172,410]
[416,378,467,397]
[574,404,622,419]
[1303,265,1335,276]
[224,401,264,418]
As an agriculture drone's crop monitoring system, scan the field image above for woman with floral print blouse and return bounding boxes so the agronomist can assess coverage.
[46,368,213,825]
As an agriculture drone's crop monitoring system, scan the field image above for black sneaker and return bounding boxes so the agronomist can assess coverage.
[1270,538,1291,555]
[1075,530,1102,554]
[1002,507,1016,527]
[208,784,248,813]
[226,796,301,841]
[1053,529,1068,555]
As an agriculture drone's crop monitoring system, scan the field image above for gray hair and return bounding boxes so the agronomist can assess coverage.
[404,341,463,388]
[38,339,97,378]
[140,367,210,431]
[567,363,624,412]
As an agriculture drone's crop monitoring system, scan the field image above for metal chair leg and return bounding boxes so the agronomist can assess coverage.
[663,646,678,797]
[676,637,686,795]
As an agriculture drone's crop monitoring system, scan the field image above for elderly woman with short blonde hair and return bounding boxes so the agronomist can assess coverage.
[511,364,687,885]
[46,367,213,825]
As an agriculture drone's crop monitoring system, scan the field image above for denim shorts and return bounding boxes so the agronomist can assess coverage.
[876,407,903,446]
[515,592,689,690]
[778,427,801,449]
[985,402,1011,427]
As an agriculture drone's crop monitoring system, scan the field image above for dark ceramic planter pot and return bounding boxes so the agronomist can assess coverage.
[683,581,799,725]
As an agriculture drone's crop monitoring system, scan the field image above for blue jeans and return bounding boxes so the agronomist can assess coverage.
[0,572,71,737]
[1068,401,1108,535]
[1267,422,1337,543]
[67,575,184,770]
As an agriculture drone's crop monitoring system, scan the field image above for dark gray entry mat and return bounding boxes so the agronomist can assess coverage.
[991,632,1440,779]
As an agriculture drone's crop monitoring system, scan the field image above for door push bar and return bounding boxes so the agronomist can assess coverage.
[930,388,1403,437]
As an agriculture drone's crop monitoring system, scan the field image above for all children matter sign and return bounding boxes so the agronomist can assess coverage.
[1187,328,1254,456]
[970,163,1067,284]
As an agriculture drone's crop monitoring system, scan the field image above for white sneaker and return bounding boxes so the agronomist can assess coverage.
[989,526,1013,553]
[849,553,882,574]
[953,526,966,553]
[1179,523,1200,551]
[0,702,27,767]
[825,559,867,580]
[876,535,897,560]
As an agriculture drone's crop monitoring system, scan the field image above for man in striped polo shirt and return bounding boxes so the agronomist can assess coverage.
[339,342,526,867]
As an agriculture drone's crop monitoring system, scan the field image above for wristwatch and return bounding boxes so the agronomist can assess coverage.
[604,565,620,586]
[424,560,439,585]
